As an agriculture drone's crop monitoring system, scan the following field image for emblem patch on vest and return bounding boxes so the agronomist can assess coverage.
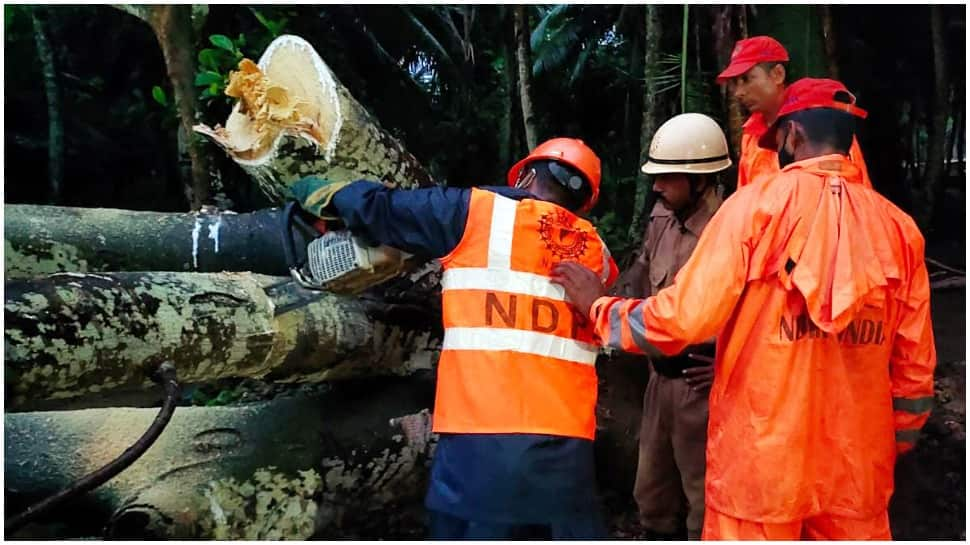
[538,210,590,260]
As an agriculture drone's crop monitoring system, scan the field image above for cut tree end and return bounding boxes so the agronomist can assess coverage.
[194,35,342,166]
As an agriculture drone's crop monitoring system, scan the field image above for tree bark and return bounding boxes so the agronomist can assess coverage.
[4,271,441,409]
[625,16,643,168]
[922,5,948,230]
[4,378,436,539]
[730,6,748,168]
[626,4,663,244]
[194,34,433,204]
[4,205,298,279]
[31,8,64,205]
[711,5,746,191]
[119,5,211,210]
[498,15,515,169]
[513,6,538,150]
[945,86,960,169]
[819,5,840,79]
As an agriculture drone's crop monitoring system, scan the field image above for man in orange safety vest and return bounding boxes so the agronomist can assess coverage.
[292,138,618,538]
[551,78,936,540]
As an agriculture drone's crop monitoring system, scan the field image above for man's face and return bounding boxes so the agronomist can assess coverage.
[652,173,692,211]
[731,64,785,115]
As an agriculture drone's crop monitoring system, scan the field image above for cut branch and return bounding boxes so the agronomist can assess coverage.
[194,34,433,204]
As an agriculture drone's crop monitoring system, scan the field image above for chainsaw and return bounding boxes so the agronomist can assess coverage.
[280,201,410,294]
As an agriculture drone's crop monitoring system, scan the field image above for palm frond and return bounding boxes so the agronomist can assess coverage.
[532,19,583,75]
[530,4,571,51]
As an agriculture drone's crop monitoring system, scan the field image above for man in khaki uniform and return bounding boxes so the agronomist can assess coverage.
[613,113,730,539]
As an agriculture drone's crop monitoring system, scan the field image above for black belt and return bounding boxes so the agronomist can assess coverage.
[651,354,711,379]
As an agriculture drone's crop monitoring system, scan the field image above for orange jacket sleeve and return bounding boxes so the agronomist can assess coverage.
[591,193,752,355]
[889,244,937,453]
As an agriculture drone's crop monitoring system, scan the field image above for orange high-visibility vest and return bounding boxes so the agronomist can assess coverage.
[434,188,617,440]
[737,113,873,188]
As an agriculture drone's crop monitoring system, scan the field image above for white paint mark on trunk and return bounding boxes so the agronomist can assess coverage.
[191,217,203,269]
[208,216,223,254]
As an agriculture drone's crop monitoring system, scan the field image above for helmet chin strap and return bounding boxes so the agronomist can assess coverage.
[515,169,537,191]
[675,175,709,226]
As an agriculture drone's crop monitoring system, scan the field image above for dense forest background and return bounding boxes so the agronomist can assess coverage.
[4,4,966,264]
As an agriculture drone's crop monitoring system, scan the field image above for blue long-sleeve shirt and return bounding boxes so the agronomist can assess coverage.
[328,180,602,524]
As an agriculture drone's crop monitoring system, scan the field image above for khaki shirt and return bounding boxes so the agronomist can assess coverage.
[614,186,723,299]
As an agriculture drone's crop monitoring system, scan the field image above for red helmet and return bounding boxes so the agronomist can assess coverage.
[507,138,602,212]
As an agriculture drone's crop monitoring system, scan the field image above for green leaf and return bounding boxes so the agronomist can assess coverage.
[250,8,287,37]
[194,70,223,87]
[198,48,220,70]
[251,7,272,30]
[151,85,168,106]
[209,82,220,96]
[210,34,235,53]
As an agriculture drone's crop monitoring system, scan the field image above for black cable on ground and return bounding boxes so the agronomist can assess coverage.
[5,362,180,536]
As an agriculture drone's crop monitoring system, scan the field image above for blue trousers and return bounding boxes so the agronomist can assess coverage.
[427,509,607,539]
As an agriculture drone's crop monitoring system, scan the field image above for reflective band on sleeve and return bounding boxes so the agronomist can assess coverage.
[626,301,655,354]
[487,195,518,269]
[895,429,921,444]
[608,305,623,350]
[892,396,934,414]
[443,327,598,365]
[441,268,566,300]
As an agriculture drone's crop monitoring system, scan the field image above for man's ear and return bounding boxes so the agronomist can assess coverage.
[788,121,806,150]
[770,63,786,86]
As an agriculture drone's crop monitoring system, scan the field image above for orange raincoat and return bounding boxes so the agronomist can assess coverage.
[591,154,935,525]
[737,113,873,188]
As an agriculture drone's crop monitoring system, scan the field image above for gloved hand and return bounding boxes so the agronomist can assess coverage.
[290,176,352,220]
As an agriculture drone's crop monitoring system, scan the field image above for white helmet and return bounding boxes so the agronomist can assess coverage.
[640,113,732,175]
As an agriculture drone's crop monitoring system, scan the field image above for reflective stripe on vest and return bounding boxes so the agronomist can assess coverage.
[443,327,599,366]
[434,189,606,439]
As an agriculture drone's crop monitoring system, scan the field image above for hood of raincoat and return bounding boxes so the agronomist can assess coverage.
[769,154,907,333]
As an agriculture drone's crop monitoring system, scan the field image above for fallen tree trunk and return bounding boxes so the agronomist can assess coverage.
[4,377,436,539]
[195,34,433,203]
[4,271,440,409]
[4,205,301,279]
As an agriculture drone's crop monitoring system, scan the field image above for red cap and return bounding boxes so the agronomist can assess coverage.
[716,36,789,83]
[758,78,869,149]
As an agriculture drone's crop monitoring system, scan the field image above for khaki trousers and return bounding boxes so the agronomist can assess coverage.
[633,371,709,539]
